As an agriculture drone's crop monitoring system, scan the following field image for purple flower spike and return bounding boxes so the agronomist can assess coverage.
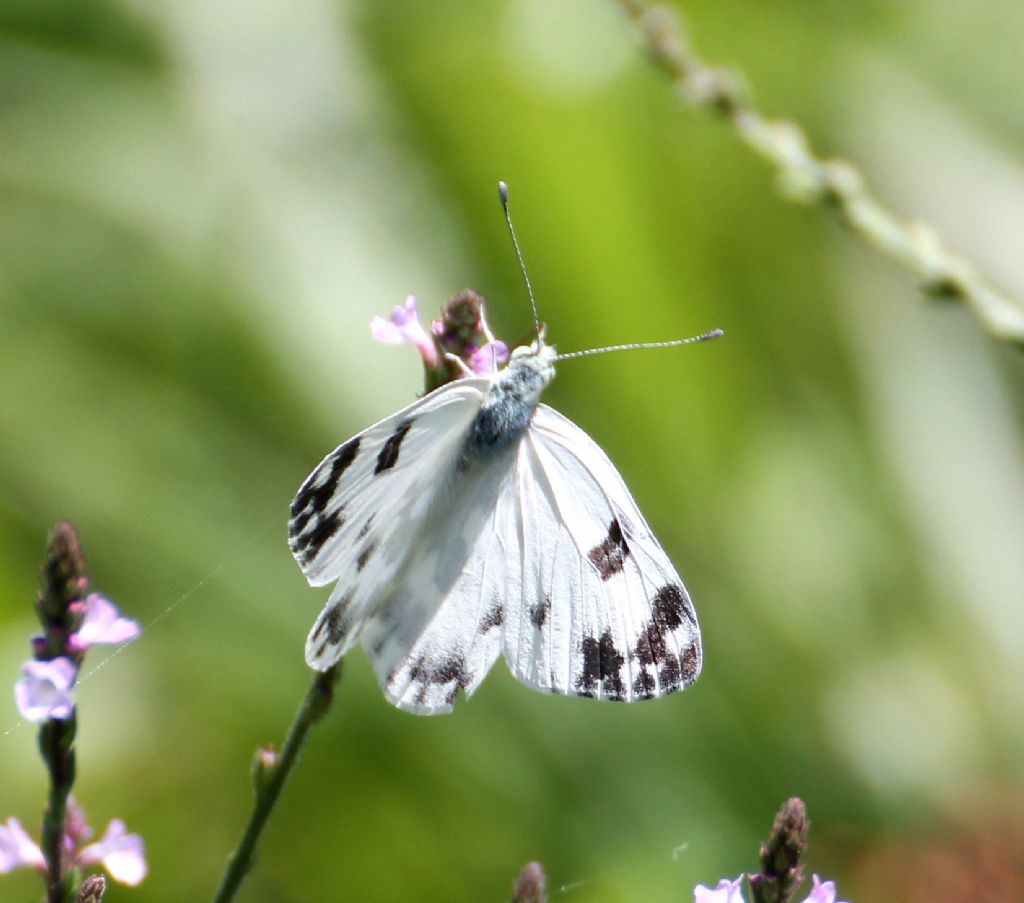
[69,593,140,652]
[467,341,510,376]
[78,820,147,886]
[0,818,45,873]
[695,877,747,903]
[370,296,440,367]
[14,657,77,723]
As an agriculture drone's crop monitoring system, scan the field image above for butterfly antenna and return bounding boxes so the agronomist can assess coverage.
[498,181,542,337]
[555,328,724,362]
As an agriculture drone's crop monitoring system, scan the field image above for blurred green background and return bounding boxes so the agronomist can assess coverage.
[3,1,1024,900]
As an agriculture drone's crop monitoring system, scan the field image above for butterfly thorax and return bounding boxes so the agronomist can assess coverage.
[465,337,556,457]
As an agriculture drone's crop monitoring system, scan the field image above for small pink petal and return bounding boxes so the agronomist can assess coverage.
[78,820,147,887]
[694,876,747,903]
[803,875,847,903]
[72,594,140,649]
[14,658,77,723]
[369,296,439,366]
[0,817,46,873]
[467,341,510,376]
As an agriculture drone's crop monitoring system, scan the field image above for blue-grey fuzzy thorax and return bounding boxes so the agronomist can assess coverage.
[464,344,555,459]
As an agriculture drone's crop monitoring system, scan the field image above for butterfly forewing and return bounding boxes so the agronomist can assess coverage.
[290,379,489,668]
[506,404,702,702]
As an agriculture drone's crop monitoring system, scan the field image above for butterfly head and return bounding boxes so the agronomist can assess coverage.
[506,328,557,391]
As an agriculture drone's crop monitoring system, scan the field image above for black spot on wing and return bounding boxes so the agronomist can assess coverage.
[357,514,375,540]
[578,638,599,697]
[659,656,681,692]
[576,630,625,700]
[680,641,701,687]
[529,596,551,630]
[587,519,630,581]
[407,652,471,707]
[294,508,346,562]
[375,418,414,475]
[289,507,313,538]
[356,541,377,572]
[291,437,360,518]
[632,669,657,700]
[310,610,329,642]
[634,582,693,668]
[479,601,505,633]
[310,589,354,647]
[433,654,470,687]
[653,583,695,629]
[635,621,668,668]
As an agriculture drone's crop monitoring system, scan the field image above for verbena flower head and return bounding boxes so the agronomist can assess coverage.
[695,876,746,903]
[78,819,147,886]
[14,658,76,723]
[0,818,46,873]
[694,874,848,903]
[370,296,440,368]
[431,289,509,376]
[0,803,146,888]
[10,526,147,898]
[804,875,848,903]
[69,593,141,652]
[371,290,511,391]
[15,594,139,722]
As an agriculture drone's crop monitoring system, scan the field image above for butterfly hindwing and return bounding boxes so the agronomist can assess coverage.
[289,379,490,667]
[360,446,523,714]
[505,403,702,702]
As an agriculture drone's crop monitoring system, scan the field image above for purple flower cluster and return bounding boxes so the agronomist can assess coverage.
[6,523,148,896]
[0,800,146,886]
[695,874,848,903]
[14,593,140,724]
[371,294,509,377]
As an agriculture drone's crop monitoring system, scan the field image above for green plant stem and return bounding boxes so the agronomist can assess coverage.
[40,714,77,903]
[615,0,1024,345]
[211,665,342,903]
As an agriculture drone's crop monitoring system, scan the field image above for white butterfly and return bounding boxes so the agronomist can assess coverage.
[289,185,717,715]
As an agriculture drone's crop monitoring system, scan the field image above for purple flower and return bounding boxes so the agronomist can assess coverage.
[0,818,45,874]
[14,657,76,723]
[694,876,746,903]
[804,875,848,903]
[693,875,848,903]
[69,593,140,652]
[0,805,147,889]
[467,341,510,376]
[370,296,440,367]
[78,820,147,887]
